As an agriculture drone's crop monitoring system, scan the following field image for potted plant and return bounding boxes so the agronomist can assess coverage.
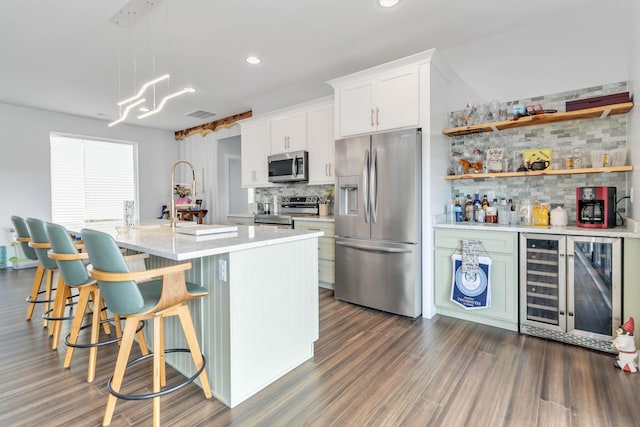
[174,184,192,205]
[318,189,334,216]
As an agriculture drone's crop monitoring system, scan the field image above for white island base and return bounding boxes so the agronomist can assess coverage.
[146,237,319,407]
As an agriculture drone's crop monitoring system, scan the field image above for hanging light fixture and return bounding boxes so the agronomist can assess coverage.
[109,0,195,126]
[108,98,146,127]
[137,87,196,119]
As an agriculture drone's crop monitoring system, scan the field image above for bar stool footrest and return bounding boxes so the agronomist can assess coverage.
[25,287,57,305]
[64,318,145,349]
[107,348,206,401]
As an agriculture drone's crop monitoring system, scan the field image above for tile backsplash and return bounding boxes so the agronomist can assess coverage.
[449,82,629,224]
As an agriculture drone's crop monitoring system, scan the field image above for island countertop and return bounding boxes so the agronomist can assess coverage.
[67,221,323,261]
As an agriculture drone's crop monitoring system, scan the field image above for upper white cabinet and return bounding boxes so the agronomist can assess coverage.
[239,97,335,188]
[239,118,271,187]
[329,65,420,138]
[306,99,334,184]
[270,110,307,153]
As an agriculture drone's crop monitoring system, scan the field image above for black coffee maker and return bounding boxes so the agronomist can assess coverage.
[576,186,616,228]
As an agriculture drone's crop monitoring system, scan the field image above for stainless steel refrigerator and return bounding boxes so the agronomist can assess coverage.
[334,128,421,318]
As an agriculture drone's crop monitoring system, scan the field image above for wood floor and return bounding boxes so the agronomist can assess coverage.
[1,267,639,427]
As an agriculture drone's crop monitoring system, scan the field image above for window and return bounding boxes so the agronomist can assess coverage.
[50,134,138,224]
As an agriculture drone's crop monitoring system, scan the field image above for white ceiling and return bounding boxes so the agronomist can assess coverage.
[0,0,603,132]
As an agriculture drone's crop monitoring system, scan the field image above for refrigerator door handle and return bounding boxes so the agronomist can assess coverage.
[363,149,370,223]
[370,148,378,223]
[336,240,413,254]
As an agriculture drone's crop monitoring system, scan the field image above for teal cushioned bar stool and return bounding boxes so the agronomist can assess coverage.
[11,216,50,322]
[45,222,149,383]
[26,217,76,349]
[82,228,212,427]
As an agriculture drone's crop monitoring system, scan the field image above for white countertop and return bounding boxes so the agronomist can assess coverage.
[432,221,640,238]
[66,220,323,261]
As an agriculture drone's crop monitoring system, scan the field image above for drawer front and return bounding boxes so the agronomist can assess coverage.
[294,220,335,237]
[318,238,335,260]
[434,228,516,254]
[319,259,335,284]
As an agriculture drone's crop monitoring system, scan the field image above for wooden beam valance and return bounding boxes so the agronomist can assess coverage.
[174,110,252,141]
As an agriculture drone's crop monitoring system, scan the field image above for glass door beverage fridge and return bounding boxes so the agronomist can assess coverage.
[519,233,621,352]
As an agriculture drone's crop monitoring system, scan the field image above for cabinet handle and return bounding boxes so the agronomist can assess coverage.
[376,108,380,126]
[328,163,332,176]
[371,109,375,127]
[325,163,328,176]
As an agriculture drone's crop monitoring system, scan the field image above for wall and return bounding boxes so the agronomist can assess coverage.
[441,2,629,108]
[449,82,629,223]
[440,1,634,219]
[0,102,178,252]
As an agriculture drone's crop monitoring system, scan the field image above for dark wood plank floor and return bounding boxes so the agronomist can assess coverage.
[1,267,639,426]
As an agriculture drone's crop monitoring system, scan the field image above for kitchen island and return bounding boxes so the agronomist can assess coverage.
[74,221,323,408]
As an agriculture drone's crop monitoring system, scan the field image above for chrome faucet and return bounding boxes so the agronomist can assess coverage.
[170,160,196,230]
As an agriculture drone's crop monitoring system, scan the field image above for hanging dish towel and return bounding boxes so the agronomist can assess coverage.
[450,240,492,310]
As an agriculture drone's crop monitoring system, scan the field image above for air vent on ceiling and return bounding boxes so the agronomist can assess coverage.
[185,110,217,120]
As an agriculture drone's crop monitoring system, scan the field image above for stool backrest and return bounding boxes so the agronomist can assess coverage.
[81,228,144,315]
[45,222,91,287]
[25,218,58,270]
[10,216,37,260]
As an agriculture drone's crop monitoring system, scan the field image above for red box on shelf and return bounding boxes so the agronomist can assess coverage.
[565,92,630,111]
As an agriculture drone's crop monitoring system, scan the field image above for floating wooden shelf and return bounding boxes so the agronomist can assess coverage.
[444,165,633,180]
[442,102,633,137]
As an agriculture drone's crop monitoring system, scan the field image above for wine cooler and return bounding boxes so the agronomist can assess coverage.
[519,233,621,353]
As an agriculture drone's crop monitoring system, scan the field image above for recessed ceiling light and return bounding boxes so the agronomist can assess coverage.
[379,0,399,7]
[246,56,261,65]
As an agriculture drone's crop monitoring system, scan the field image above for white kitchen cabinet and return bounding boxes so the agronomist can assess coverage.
[306,99,335,184]
[270,110,307,153]
[240,119,271,187]
[294,219,335,289]
[330,66,420,138]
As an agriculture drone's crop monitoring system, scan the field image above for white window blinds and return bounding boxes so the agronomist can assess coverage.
[50,134,137,224]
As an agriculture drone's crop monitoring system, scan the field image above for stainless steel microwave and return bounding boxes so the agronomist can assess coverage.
[268,150,309,183]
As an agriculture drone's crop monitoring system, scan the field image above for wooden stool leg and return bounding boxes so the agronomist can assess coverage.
[177,304,212,398]
[64,286,91,370]
[153,315,163,427]
[103,317,137,427]
[42,270,55,328]
[136,321,149,355]
[26,264,45,320]
[97,296,112,335]
[51,277,69,348]
[86,287,103,383]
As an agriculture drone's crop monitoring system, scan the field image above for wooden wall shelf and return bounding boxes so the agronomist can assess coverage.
[442,102,633,137]
[444,165,633,180]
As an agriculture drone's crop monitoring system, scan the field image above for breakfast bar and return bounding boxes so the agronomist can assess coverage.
[75,222,323,408]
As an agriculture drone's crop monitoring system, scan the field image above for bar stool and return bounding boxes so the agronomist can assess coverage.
[45,222,149,383]
[82,228,212,427]
[11,215,50,323]
[26,217,76,349]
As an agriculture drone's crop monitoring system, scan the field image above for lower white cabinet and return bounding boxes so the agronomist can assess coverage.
[294,219,335,288]
[433,228,518,331]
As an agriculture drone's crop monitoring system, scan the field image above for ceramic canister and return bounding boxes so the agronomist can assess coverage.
[550,206,568,226]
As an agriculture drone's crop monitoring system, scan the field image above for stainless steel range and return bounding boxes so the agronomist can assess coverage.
[254,196,319,228]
